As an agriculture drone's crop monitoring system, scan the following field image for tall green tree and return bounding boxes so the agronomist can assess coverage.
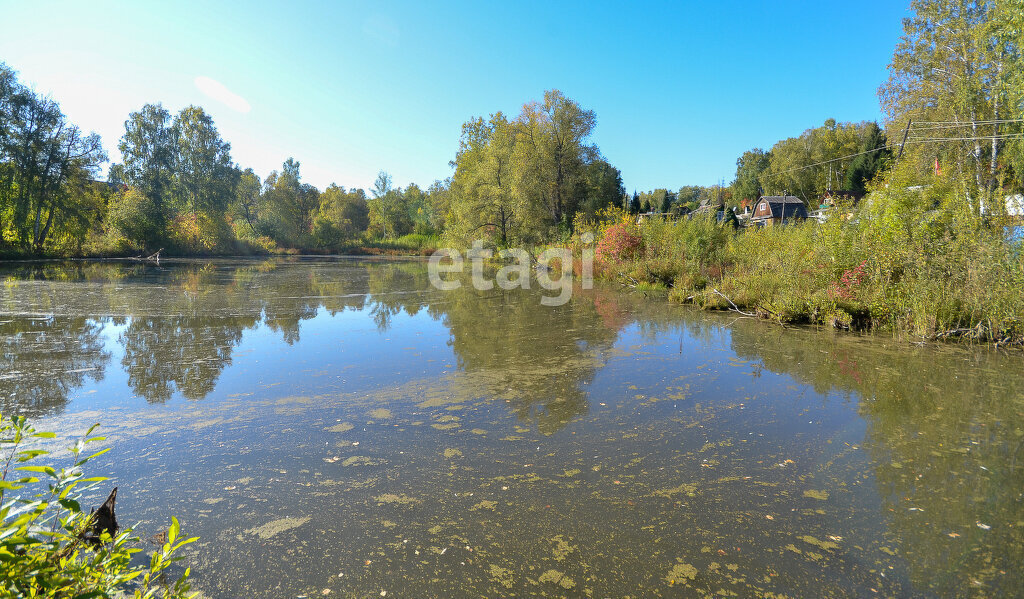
[367,170,412,239]
[880,0,1023,200]
[230,167,261,235]
[112,103,176,232]
[628,191,641,214]
[171,106,237,218]
[0,63,106,252]
[581,159,625,220]
[259,158,320,245]
[844,122,891,194]
[732,148,771,205]
[516,90,598,228]
[448,114,531,245]
[446,91,612,245]
[311,184,370,246]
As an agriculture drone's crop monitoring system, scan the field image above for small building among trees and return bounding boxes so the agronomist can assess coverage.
[749,196,807,226]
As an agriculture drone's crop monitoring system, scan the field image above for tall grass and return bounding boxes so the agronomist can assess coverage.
[586,183,1024,346]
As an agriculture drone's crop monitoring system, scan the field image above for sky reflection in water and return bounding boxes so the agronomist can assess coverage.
[1,258,1021,597]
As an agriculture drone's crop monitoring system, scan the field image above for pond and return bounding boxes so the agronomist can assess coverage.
[1,257,1022,597]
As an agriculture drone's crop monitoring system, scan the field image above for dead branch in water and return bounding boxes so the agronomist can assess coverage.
[711,288,756,317]
[131,248,163,264]
[618,273,640,288]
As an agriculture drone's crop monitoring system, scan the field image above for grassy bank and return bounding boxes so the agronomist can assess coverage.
[0,233,440,261]
[585,181,1024,347]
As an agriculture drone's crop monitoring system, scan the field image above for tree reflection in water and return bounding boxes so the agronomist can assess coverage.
[0,259,624,437]
[728,321,1024,596]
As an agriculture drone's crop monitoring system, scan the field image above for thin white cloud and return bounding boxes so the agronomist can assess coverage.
[194,76,251,113]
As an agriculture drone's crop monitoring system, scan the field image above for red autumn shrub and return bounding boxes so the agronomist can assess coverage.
[595,223,642,263]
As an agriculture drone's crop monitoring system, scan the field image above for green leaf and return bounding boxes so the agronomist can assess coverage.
[15,449,49,462]
[58,498,82,512]
[79,447,112,464]
[16,465,56,477]
[168,517,180,544]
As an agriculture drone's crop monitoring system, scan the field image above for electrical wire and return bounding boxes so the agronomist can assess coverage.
[769,123,1024,176]
[909,118,1024,126]
[907,133,1024,143]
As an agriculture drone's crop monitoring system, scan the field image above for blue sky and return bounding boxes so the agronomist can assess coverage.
[1,0,909,193]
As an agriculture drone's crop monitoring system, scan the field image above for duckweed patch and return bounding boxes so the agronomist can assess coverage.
[245,516,311,540]
[666,562,698,583]
[488,565,515,589]
[653,482,697,498]
[342,456,384,467]
[798,535,839,551]
[374,493,420,506]
[538,569,575,589]
[550,535,575,561]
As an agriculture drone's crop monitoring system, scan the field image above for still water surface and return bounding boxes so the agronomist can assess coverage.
[1,258,1022,597]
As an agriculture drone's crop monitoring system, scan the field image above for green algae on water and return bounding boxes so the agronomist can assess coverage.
[538,569,575,589]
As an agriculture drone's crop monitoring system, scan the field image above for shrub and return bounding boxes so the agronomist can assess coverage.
[598,168,1024,346]
[595,222,642,264]
[1,413,197,598]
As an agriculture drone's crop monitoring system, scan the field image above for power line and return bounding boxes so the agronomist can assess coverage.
[907,133,1024,143]
[909,119,1024,131]
[766,121,1023,177]
[771,145,892,176]
[910,118,1024,127]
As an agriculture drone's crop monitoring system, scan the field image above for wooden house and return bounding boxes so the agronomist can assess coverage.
[749,196,807,226]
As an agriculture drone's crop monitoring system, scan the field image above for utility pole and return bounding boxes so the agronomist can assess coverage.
[895,119,912,162]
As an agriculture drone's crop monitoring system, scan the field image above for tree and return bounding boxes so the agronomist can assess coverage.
[576,159,625,221]
[448,114,531,246]
[0,64,106,252]
[660,190,675,213]
[758,120,876,202]
[402,182,434,235]
[516,90,598,228]
[114,103,176,232]
[629,191,641,214]
[311,184,370,246]
[845,122,891,194]
[732,148,771,204]
[259,158,320,245]
[108,187,163,250]
[367,170,412,239]
[423,179,451,233]
[880,0,1023,201]
[171,105,237,218]
[230,167,261,235]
